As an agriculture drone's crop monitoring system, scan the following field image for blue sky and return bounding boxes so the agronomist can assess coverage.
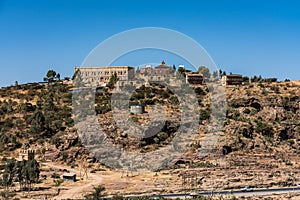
[0,0,300,86]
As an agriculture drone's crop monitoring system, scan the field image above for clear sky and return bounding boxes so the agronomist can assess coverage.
[1,0,300,86]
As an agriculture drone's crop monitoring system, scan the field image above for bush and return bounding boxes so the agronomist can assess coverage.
[262,89,268,96]
[243,108,251,114]
[194,87,206,95]
[287,139,295,145]
[250,109,258,116]
[199,109,210,121]
[169,96,179,105]
[59,151,68,161]
[51,173,60,179]
[84,185,106,200]
[50,136,61,147]
[153,137,160,144]
[66,117,74,127]
[161,90,170,99]
[131,116,138,123]
[256,120,273,137]
[157,132,169,140]
[53,179,63,186]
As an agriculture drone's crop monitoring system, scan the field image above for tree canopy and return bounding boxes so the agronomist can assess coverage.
[198,66,211,78]
[43,70,60,83]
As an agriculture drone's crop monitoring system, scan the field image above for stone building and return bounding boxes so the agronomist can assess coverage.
[130,105,145,114]
[221,74,243,86]
[74,66,135,85]
[138,61,174,77]
[19,148,35,161]
[185,73,204,85]
[62,172,76,182]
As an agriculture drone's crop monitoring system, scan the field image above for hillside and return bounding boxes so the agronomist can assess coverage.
[0,77,299,199]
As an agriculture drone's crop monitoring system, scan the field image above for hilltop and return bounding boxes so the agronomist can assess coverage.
[0,75,299,199]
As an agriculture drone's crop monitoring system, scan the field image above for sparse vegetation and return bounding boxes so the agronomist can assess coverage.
[0,70,300,199]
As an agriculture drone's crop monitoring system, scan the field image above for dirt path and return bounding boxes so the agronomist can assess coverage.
[42,162,103,200]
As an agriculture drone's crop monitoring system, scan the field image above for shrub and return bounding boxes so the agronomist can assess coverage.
[51,173,60,179]
[287,139,295,145]
[243,108,251,114]
[66,117,74,127]
[153,137,160,144]
[199,109,210,121]
[169,96,179,105]
[131,116,138,123]
[60,151,68,161]
[262,89,268,96]
[194,87,206,95]
[157,132,169,140]
[53,179,63,186]
[256,120,273,137]
[250,109,258,116]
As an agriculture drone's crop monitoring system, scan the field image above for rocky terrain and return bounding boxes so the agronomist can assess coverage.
[0,76,299,199]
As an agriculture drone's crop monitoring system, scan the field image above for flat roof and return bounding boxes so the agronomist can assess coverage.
[226,74,242,77]
[62,173,76,177]
[75,66,134,70]
[186,73,203,76]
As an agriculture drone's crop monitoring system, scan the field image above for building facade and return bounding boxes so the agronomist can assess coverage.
[221,74,243,86]
[19,148,35,161]
[74,66,135,85]
[130,105,145,114]
[185,73,204,85]
[138,61,174,77]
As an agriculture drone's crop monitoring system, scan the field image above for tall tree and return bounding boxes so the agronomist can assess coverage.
[219,69,223,76]
[56,73,61,80]
[29,110,45,135]
[18,159,40,191]
[198,66,211,78]
[212,70,218,78]
[44,70,59,83]
[108,72,119,88]
[0,158,17,191]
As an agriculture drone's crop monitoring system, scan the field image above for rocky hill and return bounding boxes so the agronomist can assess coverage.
[0,77,300,198]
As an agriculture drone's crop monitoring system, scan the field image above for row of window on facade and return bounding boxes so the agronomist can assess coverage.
[75,65,244,86]
[82,71,128,76]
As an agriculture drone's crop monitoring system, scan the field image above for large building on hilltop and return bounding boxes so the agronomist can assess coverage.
[74,66,135,85]
[138,61,175,76]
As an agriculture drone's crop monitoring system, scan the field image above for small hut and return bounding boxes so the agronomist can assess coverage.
[62,172,76,182]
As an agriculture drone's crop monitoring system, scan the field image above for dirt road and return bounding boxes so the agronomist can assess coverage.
[42,162,103,200]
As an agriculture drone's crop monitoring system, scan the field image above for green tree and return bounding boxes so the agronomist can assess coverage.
[29,110,45,135]
[18,159,40,191]
[84,185,106,200]
[256,120,273,138]
[177,66,185,74]
[43,92,55,111]
[198,66,211,78]
[108,72,119,88]
[56,73,61,80]
[199,109,211,121]
[43,69,62,84]
[212,70,218,78]
[0,158,17,191]
[194,87,206,95]
[219,69,223,76]
[44,70,58,83]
